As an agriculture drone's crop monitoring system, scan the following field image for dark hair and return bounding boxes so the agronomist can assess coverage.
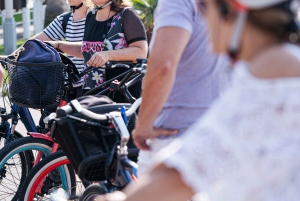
[248,8,299,43]
[216,0,300,43]
[111,0,133,12]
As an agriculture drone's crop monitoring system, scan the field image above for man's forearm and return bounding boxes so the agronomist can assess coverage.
[135,27,191,128]
[137,57,176,128]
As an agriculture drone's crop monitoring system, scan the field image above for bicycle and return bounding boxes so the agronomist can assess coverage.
[0,56,45,150]
[16,62,146,200]
[18,96,142,201]
[0,54,81,200]
[0,103,35,199]
[0,70,43,200]
[0,60,146,200]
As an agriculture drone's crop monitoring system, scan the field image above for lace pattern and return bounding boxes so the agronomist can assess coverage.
[161,62,300,201]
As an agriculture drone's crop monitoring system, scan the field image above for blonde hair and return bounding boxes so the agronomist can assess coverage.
[83,0,94,9]
[111,0,133,12]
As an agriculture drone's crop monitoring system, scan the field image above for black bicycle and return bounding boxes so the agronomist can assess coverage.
[16,60,147,200]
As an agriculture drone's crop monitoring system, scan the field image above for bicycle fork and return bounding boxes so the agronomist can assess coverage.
[27,132,60,194]
[29,103,67,194]
[0,112,18,184]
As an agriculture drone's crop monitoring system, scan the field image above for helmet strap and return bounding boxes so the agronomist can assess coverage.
[92,1,113,14]
[228,10,248,59]
[70,2,84,13]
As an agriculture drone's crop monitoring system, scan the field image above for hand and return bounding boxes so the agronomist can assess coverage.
[44,41,59,49]
[132,126,178,150]
[0,55,7,60]
[87,51,109,67]
[93,191,126,201]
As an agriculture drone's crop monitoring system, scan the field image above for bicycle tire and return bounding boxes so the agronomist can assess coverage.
[0,137,53,201]
[0,130,28,201]
[0,130,23,149]
[18,150,85,201]
[79,184,106,201]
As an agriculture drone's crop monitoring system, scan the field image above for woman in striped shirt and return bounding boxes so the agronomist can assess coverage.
[43,0,93,86]
[11,0,93,127]
[13,0,93,87]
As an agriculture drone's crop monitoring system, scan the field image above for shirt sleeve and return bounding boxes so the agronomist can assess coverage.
[122,8,147,45]
[43,15,66,41]
[153,0,196,34]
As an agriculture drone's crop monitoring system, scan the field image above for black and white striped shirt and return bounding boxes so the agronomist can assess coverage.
[44,12,85,83]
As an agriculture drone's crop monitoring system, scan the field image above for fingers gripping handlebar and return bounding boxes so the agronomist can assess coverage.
[79,62,132,77]
[80,58,147,77]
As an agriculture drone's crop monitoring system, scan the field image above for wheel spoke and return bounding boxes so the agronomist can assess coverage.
[0,137,53,200]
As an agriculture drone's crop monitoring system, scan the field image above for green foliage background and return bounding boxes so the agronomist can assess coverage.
[132,0,157,32]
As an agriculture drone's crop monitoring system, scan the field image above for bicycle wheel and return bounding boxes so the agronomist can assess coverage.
[18,150,86,201]
[79,184,106,201]
[0,137,53,201]
[0,130,23,150]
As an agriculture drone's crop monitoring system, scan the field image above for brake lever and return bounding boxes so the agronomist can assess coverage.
[82,62,130,73]
[102,63,130,69]
[78,66,94,77]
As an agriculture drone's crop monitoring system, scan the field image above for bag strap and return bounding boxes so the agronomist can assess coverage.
[62,11,72,33]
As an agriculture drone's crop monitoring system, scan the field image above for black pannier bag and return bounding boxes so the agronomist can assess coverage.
[52,95,139,182]
[5,39,72,109]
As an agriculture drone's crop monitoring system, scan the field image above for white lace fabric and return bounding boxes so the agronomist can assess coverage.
[159,62,300,201]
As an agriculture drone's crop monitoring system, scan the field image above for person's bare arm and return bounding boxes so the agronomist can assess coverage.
[124,164,194,201]
[11,32,52,56]
[132,27,191,150]
[0,55,7,60]
[48,41,83,58]
[32,32,52,41]
[93,164,194,201]
[87,40,148,66]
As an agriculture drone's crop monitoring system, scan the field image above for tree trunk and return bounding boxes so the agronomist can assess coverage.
[146,30,152,44]
[44,0,68,27]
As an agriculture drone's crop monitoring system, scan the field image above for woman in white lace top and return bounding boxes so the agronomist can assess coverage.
[92,0,300,200]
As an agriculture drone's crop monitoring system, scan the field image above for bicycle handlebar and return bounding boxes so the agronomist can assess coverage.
[55,97,141,122]
[83,63,147,100]
[79,61,134,77]
[103,63,131,69]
